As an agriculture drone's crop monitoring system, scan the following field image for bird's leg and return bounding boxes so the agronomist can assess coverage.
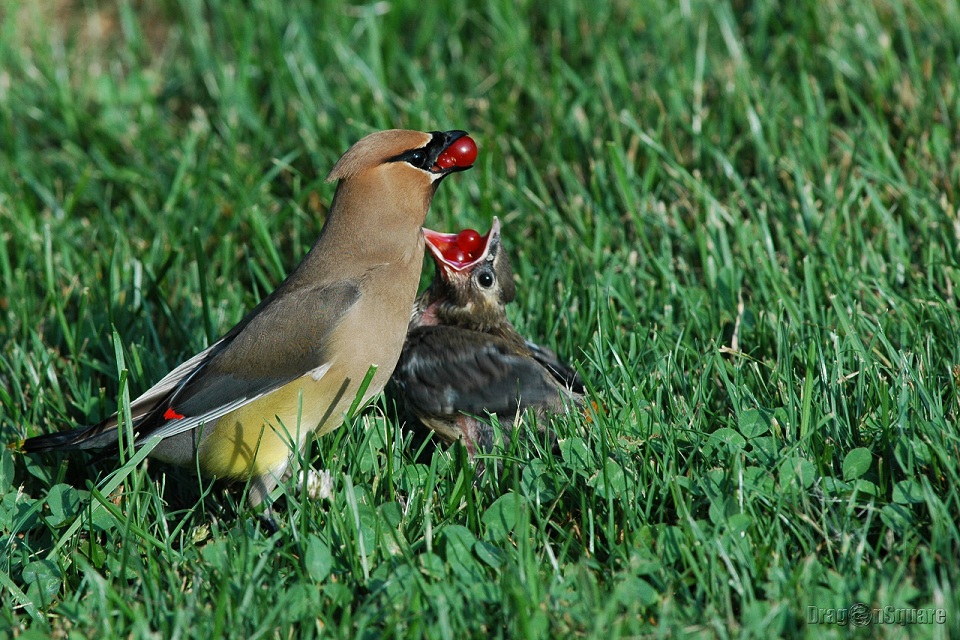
[257,511,280,535]
[245,467,284,532]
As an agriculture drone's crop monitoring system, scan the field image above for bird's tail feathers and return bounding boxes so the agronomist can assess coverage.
[21,425,119,453]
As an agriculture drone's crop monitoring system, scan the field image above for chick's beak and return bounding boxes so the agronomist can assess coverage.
[423,217,501,282]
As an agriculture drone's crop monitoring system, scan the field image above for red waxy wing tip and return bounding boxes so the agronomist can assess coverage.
[164,407,185,420]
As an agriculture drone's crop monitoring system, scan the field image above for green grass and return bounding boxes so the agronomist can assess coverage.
[2,0,959,637]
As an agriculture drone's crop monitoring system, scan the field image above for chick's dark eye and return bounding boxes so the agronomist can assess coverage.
[476,271,495,289]
[407,151,425,166]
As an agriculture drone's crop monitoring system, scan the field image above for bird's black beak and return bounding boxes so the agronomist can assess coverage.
[427,130,478,174]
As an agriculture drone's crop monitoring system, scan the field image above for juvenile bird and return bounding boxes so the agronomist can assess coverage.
[390,218,584,457]
[22,129,478,508]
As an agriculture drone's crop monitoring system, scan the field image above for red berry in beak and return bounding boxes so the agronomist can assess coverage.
[456,229,483,256]
[434,135,478,171]
[449,136,478,166]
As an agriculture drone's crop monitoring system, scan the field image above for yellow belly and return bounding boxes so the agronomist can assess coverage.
[196,373,354,478]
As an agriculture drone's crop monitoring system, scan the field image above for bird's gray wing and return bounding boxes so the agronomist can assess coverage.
[393,326,566,419]
[524,339,586,394]
[23,280,361,452]
[136,280,361,441]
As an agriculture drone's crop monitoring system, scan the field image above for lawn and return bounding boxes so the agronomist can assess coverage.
[2,0,959,637]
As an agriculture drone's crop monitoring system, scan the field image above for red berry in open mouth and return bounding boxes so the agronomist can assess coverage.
[456,229,483,256]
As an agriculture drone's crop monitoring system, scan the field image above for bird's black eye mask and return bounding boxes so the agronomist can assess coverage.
[390,130,475,173]
[391,147,431,170]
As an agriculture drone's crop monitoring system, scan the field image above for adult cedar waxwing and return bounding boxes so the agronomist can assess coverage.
[22,129,478,508]
[390,218,584,457]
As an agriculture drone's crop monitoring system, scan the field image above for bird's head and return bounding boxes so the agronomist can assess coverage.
[327,128,475,198]
[322,129,476,254]
[419,217,516,330]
